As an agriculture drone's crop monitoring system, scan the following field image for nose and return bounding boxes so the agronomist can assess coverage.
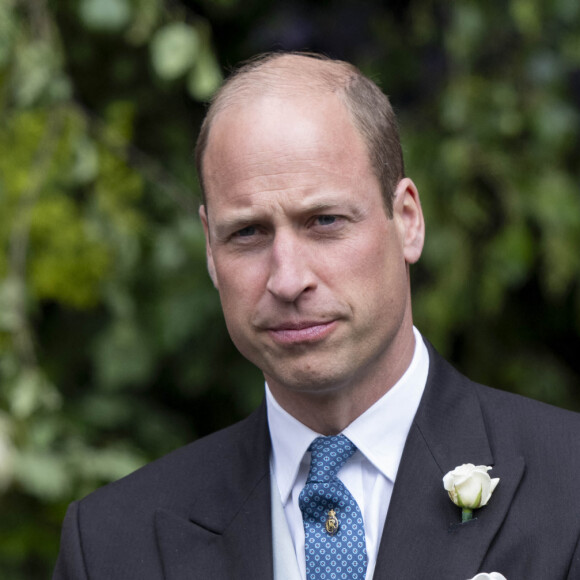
[266,232,315,303]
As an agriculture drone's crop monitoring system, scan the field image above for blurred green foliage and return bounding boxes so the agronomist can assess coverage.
[0,0,579,577]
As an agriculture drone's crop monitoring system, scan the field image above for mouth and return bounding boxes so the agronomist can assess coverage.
[266,320,338,345]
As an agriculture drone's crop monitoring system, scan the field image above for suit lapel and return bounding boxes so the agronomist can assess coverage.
[373,344,525,579]
[154,403,274,580]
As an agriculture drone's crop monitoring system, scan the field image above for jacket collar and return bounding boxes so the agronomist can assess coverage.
[154,402,274,579]
[373,341,525,578]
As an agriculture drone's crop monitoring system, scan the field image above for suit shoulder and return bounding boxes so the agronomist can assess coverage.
[474,380,580,428]
[472,381,580,464]
[426,342,580,437]
[424,343,580,462]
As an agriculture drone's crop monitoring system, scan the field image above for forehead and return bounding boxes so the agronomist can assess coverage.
[202,92,373,206]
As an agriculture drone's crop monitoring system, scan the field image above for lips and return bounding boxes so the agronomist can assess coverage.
[266,320,338,345]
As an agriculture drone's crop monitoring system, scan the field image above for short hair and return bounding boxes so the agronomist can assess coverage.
[195,52,405,217]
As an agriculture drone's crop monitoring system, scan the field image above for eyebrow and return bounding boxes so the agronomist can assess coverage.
[210,195,366,238]
[212,214,259,240]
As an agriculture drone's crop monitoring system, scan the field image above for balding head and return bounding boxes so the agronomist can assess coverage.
[195,52,405,217]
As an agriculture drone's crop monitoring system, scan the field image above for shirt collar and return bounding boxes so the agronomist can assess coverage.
[343,326,429,483]
[267,327,429,504]
[266,387,318,504]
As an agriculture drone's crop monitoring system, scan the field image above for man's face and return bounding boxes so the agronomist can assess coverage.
[200,92,423,401]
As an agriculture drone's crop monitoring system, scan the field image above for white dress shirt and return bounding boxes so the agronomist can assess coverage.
[266,327,429,579]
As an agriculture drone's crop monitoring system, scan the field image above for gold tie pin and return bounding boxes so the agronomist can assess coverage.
[325,509,339,535]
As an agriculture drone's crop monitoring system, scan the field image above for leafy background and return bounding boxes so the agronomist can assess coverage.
[1,0,579,577]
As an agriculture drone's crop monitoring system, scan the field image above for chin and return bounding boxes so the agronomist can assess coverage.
[268,365,355,395]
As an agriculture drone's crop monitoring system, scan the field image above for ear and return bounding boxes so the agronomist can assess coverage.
[392,178,425,264]
[199,205,218,289]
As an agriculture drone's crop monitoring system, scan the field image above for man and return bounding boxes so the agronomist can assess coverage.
[53,53,580,579]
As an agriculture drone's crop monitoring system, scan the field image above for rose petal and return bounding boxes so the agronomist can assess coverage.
[443,464,499,509]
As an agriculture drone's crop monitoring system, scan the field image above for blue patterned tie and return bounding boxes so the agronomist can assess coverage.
[299,435,368,580]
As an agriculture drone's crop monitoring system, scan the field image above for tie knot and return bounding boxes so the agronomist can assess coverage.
[306,434,357,483]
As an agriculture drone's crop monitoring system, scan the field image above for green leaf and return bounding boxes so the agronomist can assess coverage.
[14,450,70,500]
[187,49,223,101]
[93,319,155,390]
[0,413,15,491]
[72,444,145,483]
[69,135,99,184]
[0,0,16,68]
[151,23,200,81]
[78,0,132,32]
[0,277,24,332]
[510,0,543,38]
[126,0,162,45]
[12,42,60,107]
[8,369,61,419]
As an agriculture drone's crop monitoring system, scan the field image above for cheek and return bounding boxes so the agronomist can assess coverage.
[342,251,408,335]
[215,257,266,311]
[343,235,406,295]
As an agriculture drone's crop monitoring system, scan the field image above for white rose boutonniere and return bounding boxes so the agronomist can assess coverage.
[443,464,500,522]
[467,573,507,580]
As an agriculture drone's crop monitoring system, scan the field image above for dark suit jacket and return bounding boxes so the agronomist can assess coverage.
[53,343,580,579]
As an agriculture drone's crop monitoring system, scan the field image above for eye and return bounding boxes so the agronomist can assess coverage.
[234,225,257,237]
[314,215,338,226]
